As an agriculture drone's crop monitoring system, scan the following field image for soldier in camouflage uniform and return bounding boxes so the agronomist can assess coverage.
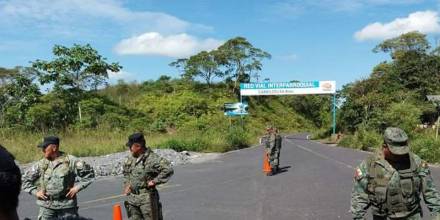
[263,126,281,175]
[22,136,95,220]
[350,127,440,220]
[123,133,174,220]
[272,128,282,173]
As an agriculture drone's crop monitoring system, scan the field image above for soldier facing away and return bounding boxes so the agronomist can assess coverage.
[22,136,95,220]
[123,132,174,220]
[263,126,282,175]
[350,127,440,220]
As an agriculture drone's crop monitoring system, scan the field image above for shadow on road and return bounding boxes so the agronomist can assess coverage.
[272,165,291,175]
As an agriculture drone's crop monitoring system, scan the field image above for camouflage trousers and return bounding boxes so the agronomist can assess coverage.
[372,212,422,220]
[125,190,163,220]
[269,148,280,168]
[37,207,78,220]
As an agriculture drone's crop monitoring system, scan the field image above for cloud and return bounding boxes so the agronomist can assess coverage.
[108,70,131,79]
[277,53,298,62]
[114,32,223,58]
[354,10,440,41]
[266,0,424,17]
[0,0,210,38]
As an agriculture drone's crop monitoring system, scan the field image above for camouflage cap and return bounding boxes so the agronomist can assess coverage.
[384,127,409,155]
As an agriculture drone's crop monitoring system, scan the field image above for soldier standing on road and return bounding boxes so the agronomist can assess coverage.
[123,132,174,220]
[263,126,281,175]
[350,127,440,220]
[272,127,282,174]
[22,136,95,220]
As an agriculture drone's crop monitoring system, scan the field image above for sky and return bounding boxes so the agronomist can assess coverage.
[1,0,440,88]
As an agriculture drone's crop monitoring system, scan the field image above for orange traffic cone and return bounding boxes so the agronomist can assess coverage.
[263,152,272,176]
[113,204,123,220]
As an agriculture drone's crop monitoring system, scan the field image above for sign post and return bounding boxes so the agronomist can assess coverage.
[240,81,337,134]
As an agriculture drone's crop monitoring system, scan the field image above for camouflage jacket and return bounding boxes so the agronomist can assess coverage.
[263,133,275,153]
[22,152,95,209]
[123,149,174,205]
[350,152,440,219]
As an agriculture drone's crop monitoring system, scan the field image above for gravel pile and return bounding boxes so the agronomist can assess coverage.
[20,149,220,177]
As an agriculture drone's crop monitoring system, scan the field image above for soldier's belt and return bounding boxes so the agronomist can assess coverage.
[47,194,67,200]
[131,187,153,195]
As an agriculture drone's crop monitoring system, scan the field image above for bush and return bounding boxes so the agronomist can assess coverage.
[383,102,422,135]
[225,126,249,151]
[410,135,440,163]
[338,127,382,151]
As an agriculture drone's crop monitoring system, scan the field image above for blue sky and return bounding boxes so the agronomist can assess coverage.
[1,0,440,88]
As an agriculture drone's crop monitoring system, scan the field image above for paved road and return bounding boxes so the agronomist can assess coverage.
[18,134,440,219]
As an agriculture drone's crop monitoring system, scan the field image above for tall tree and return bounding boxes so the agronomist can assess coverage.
[215,37,271,93]
[32,44,121,122]
[183,51,223,86]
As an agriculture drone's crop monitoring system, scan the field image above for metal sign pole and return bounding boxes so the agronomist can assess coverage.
[437,116,439,140]
[332,93,336,135]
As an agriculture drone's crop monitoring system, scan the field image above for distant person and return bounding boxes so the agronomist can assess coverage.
[351,127,440,219]
[123,132,174,220]
[0,144,21,220]
[22,136,95,220]
[272,128,282,174]
[263,126,279,175]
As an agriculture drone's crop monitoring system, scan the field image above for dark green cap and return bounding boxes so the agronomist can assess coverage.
[126,132,146,147]
[384,127,409,155]
[37,136,60,149]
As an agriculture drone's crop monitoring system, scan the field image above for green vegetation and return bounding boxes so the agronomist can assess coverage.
[337,31,440,163]
[0,37,319,163]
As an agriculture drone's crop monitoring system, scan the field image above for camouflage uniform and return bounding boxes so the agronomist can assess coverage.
[263,132,276,167]
[123,149,174,220]
[272,133,282,170]
[350,127,440,220]
[22,152,95,220]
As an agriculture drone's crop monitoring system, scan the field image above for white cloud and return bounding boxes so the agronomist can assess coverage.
[267,0,423,16]
[354,10,440,41]
[108,70,131,80]
[114,32,223,58]
[277,53,298,62]
[0,0,209,37]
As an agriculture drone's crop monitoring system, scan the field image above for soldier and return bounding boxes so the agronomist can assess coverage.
[272,128,282,174]
[123,132,174,220]
[350,127,440,220]
[22,136,95,220]
[263,126,278,175]
[0,144,21,220]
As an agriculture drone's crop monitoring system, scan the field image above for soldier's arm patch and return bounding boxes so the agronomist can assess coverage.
[76,161,84,170]
[354,167,364,181]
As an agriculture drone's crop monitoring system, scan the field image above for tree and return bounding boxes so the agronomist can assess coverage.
[182,51,223,87]
[373,31,429,60]
[214,37,271,93]
[0,72,41,127]
[32,44,122,122]
[0,67,19,86]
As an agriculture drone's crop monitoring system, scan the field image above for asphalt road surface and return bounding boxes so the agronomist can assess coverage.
[18,134,440,220]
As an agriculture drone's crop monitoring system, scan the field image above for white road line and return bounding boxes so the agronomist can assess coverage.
[285,139,354,169]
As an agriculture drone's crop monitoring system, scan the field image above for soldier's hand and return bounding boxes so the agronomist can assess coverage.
[124,185,131,195]
[66,186,80,199]
[36,190,48,200]
[148,180,156,188]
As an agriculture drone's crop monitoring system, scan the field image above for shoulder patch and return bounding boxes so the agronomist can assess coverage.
[354,167,364,180]
[76,161,84,169]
